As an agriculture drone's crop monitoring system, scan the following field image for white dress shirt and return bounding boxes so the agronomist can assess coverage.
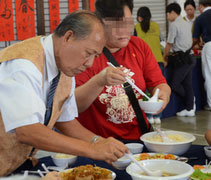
[0,35,78,133]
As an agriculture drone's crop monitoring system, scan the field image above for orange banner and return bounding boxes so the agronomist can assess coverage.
[0,0,14,41]
[15,0,35,40]
[90,0,96,12]
[68,0,79,13]
[49,0,60,33]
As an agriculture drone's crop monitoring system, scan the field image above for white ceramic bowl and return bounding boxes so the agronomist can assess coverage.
[140,130,196,155]
[138,99,164,114]
[51,153,77,167]
[126,159,194,180]
[126,143,144,154]
[204,146,211,159]
[112,155,131,170]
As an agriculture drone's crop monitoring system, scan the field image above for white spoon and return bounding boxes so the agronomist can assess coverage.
[149,88,160,102]
[155,128,173,143]
[124,153,162,177]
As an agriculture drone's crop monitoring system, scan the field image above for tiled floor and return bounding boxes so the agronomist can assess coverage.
[161,110,211,145]
[36,110,211,158]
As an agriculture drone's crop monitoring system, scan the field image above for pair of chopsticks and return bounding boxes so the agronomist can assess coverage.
[38,163,50,177]
[23,163,49,177]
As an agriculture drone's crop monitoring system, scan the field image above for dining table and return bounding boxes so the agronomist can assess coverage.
[20,143,208,180]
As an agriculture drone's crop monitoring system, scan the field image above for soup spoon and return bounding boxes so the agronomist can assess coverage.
[155,128,173,143]
[125,153,162,177]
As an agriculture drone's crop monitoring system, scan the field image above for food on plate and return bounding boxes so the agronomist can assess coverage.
[190,168,211,180]
[137,153,176,161]
[193,165,206,170]
[140,171,177,177]
[54,153,75,159]
[146,133,188,142]
[59,164,112,180]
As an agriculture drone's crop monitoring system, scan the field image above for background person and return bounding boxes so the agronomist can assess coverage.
[75,0,171,142]
[0,10,128,176]
[164,3,196,117]
[184,0,196,27]
[134,6,165,124]
[192,0,211,111]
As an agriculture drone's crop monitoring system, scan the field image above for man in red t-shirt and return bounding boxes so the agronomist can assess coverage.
[75,0,171,141]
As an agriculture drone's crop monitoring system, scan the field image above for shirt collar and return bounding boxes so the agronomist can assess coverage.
[184,16,196,23]
[41,34,59,83]
[203,7,211,13]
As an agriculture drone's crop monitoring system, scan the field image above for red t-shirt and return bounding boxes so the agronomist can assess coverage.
[76,36,166,140]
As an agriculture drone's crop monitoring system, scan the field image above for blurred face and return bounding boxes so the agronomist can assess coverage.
[167,11,176,22]
[185,4,195,17]
[199,4,205,14]
[55,24,105,77]
[103,5,134,51]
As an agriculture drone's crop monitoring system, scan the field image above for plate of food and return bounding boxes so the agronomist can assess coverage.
[133,152,178,161]
[190,165,211,180]
[59,164,116,180]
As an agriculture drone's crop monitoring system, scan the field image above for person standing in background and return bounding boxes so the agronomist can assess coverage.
[134,6,164,124]
[192,0,211,111]
[164,3,196,117]
[184,0,196,27]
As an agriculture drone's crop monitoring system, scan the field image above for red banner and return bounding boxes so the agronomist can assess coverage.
[49,0,60,33]
[68,0,79,13]
[0,0,14,41]
[15,0,35,40]
[90,0,96,12]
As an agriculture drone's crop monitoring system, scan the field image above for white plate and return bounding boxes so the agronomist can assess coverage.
[133,152,178,161]
[60,167,116,180]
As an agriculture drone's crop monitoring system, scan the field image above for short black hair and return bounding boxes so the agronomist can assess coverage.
[166,3,181,15]
[199,0,211,7]
[54,10,104,40]
[184,0,196,9]
[95,0,133,19]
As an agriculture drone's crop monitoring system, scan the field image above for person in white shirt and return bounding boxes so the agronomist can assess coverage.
[184,0,196,27]
[0,10,128,176]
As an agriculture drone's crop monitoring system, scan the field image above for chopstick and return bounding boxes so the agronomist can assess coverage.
[37,169,45,177]
[42,163,50,173]
[107,62,150,100]
[21,170,47,174]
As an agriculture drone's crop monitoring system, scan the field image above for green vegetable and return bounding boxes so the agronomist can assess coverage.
[190,169,211,180]
[142,92,151,101]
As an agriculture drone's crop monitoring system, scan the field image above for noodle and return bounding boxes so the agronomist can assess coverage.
[60,165,112,180]
[146,134,188,142]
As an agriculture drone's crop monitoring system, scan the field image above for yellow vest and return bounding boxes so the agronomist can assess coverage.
[135,21,164,63]
[0,36,72,176]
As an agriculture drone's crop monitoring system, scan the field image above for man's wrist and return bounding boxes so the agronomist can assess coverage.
[90,135,101,143]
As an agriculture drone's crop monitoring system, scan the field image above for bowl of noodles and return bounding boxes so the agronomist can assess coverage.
[140,130,196,155]
[126,159,194,180]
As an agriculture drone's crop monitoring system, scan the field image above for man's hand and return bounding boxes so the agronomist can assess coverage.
[89,137,129,164]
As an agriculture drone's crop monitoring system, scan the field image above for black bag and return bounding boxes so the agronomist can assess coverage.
[167,49,192,68]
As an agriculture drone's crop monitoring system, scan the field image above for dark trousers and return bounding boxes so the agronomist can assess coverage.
[168,55,196,110]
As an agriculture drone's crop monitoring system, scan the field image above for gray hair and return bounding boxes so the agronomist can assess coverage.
[54,10,104,40]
